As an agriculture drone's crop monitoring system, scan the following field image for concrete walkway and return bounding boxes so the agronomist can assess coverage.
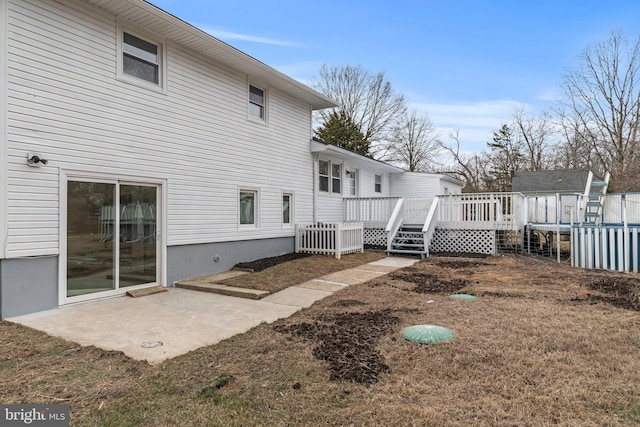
[8,257,418,364]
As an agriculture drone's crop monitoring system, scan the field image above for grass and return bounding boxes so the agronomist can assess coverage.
[1,253,640,426]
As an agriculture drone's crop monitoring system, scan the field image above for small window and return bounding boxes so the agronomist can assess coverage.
[346,171,357,196]
[239,190,257,225]
[319,160,329,192]
[375,174,382,193]
[123,32,159,84]
[332,164,342,194]
[249,84,265,119]
[282,193,293,225]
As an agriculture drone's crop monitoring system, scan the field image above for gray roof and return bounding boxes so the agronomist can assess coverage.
[511,170,591,194]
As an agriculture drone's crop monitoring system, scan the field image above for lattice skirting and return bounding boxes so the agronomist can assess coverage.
[364,228,386,247]
[430,229,496,255]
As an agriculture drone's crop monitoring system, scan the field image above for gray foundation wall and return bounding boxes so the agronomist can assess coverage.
[0,237,294,319]
[167,236,294,284]
[0,256,59,319]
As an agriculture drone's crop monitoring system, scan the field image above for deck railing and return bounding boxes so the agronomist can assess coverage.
[343,197,400,228]
[295,222,364,259]
[436,193,525,230]
[526,194,581,224]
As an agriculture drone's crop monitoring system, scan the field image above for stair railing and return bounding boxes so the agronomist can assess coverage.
[385,198,405,252]
[422,196,440,256]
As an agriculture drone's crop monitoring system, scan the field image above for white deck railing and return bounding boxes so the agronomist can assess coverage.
[526,194,582,224]
[436,193,525,230]
[295,222,364,259]
[344,197,400,228]
[422,197,441,255]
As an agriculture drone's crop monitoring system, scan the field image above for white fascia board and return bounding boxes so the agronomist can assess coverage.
[310,140,404,173]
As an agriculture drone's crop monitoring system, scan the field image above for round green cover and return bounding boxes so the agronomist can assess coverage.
[449,294,477,301]
[403,325,454,344]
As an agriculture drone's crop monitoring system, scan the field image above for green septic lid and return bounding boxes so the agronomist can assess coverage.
[449,294,477,301]
[403,325,454,344]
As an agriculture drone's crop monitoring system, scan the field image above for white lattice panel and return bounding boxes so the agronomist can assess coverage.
[364,228,386,247]
[430,229,495,255]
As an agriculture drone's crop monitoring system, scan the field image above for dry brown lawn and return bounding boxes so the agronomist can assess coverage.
[1,253,640,426]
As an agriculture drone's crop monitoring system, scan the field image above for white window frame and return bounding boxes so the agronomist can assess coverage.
[117,22,167,93]
[282,192,294,227]
[318,159,342,196]
[346,170,358,197]
[239,188,259,228]
[248,83,267,123]
[374,174,382,193]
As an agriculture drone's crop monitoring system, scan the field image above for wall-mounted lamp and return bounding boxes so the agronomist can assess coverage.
[27,152,48,167]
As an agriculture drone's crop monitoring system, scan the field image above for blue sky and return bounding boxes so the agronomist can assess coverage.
[150,0,640,152]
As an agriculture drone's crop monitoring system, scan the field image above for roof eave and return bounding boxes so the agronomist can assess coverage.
[85,0,337,110]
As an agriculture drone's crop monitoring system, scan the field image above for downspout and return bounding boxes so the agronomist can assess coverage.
[313,153,318,224]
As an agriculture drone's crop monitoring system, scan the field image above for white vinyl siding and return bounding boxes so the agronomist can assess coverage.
[389,172,464,199]
[4,0,315,257]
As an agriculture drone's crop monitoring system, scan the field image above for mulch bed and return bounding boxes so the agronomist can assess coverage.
[234,252,311,272]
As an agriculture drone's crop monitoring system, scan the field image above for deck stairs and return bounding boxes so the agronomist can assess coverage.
[388,224,427,257]
[583,173,610,225]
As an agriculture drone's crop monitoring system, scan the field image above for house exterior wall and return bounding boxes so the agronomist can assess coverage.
[1,0,323,316]
[389,172,462,199]
[5,0,315,258]
[315,156,392,223]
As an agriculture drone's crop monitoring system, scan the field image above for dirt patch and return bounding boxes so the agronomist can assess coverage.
[274,309,401,385]
[428,259,491,269]
[430,252,490,259]
[234,252,311,272]
[387,268,469,294]
[586,277,640,311]
[330,299,367,307]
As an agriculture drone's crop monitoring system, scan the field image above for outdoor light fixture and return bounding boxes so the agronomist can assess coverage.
[27,152,48,167]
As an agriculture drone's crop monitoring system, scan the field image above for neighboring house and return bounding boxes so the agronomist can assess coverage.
[512,169,593,195]
[0,0,335,318]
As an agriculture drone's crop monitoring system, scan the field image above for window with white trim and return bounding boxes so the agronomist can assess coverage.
[249,84,266,120]
[374,174,382,193]
[346,170,357,196]
[117,26,165,91]
[239,190,258,226]
[282,193,293,225]
[318,160,342,195]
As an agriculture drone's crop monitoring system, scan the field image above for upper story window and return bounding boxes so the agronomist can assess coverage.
[123,32,159,84]
[249,84,266,120]
[375,174,382,193]
[318,160,342,195]
[117,24,166,92]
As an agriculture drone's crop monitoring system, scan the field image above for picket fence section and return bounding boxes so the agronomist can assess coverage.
[295,223,364,259]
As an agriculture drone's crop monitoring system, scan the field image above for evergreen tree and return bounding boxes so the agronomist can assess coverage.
[315,110,371,156]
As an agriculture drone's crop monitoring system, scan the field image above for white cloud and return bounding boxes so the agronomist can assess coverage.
[199,25,299,47]
[412,100,529,153]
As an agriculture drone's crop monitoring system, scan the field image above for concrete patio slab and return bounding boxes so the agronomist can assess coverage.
[9,288,299,364]
[8,256,418,364]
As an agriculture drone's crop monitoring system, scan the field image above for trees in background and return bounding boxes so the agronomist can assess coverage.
[312,64,407,159]
[557,31,640,192]
[388,109,442,172]
[315,110,370,156]
[313,31,640,191]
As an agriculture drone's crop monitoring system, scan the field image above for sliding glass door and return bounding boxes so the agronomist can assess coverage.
[66,180,159,298]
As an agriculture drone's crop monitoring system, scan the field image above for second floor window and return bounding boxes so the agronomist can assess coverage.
[123,32,159,84]
[249,84,265,120]
[375,174,382,193]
